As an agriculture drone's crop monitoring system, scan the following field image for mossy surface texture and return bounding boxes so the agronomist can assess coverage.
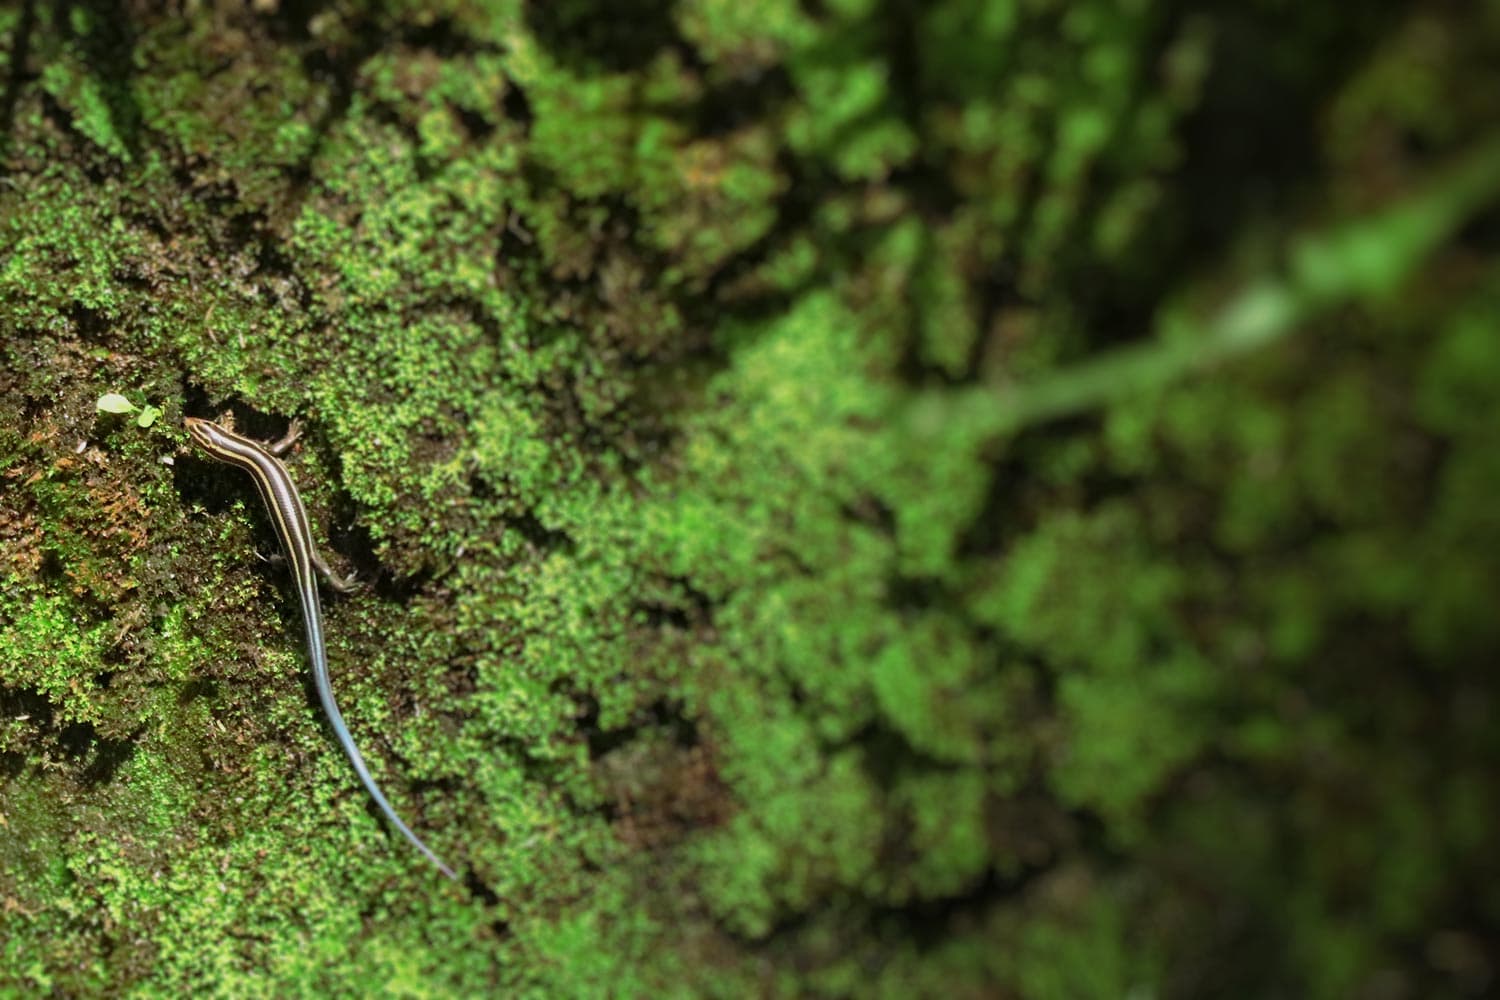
[3,1,1499,996]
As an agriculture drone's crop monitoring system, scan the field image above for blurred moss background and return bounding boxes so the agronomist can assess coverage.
[2,0,1498,995]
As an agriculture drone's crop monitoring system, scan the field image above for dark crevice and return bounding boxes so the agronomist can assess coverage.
[56,720,93,759]
[81,729,138,785]
[399,16,483,59]
[466,873,500,907]
[687,65,793,139]
[525,0,685,74]
[368,563,432,604]
[176,677,218,705]
[1161,2,1410,306]
[0,0,37,167]
[36,89,123,183]
[0,750,24,779]
[630,574,718,632]
[278,0,391,214]
[0,686,54,729]
[38,549,66,583]
[53,0,145,159]
[502,509,574,557]
[586,698,702,761]
[67,302,113,347]
[453,103,494,144]
[500,76,533,132]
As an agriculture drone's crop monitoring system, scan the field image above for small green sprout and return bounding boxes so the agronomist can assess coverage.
[95,393,163,428]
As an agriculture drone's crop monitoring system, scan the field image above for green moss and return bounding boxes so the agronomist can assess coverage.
[2,0,1499,995]
[0,583,112,725]
[1011,877,1158,1000]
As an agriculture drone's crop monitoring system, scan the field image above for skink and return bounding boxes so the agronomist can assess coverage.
[185,415,457,881]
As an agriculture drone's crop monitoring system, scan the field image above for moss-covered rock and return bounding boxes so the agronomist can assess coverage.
[2,1,1498,995]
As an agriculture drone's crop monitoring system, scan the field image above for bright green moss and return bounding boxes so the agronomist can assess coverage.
[0,582,111,726]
